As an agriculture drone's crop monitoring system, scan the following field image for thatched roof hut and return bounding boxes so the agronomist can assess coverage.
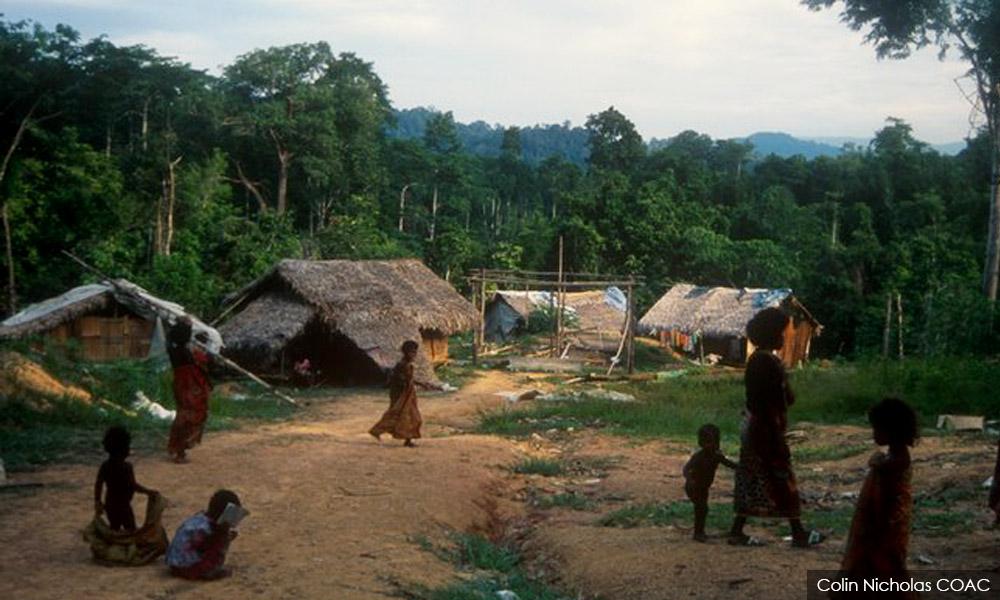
[484,287,627,352]
[639,284,820,366]
[0,280,221,361]
[218,259,478,385]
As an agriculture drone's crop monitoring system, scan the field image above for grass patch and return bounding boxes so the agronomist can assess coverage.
[413,533,564,600]
[0,352,296,470]
[477,357,1000,443]
[513,457,564,476]
[536,492,594,511]
[913,510,976,537]
[599,501,735,530]
[454,533,520,573]
[792,444,870,463]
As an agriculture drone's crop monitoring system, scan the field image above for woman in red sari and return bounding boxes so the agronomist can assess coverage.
[369,340,428,447]
[729,308,822,548]
[167,318,212,463]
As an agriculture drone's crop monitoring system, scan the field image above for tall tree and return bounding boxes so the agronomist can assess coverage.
[223,43,337,215]
[584,106,645,173]
[803,0,1000,301]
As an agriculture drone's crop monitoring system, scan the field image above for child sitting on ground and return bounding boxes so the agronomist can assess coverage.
[838,397,918,587]
[166,489,243,580]
[683,423,737,542]
[94,426,156,531]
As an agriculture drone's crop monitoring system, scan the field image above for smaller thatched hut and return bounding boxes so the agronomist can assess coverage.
[638,284,820,367]
[0,280,221,361]
[218,259,478,385]
[484,287,627,351]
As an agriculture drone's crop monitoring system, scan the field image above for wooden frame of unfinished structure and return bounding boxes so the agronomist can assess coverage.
[466,259,640,374]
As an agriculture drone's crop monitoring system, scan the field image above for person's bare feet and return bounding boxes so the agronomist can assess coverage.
[170,451,189,464]
[404,439,416,448]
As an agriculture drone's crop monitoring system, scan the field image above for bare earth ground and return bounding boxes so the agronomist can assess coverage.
[2,370,998,600]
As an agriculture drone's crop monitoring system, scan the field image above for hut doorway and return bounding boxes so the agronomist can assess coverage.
[283,321,385,386]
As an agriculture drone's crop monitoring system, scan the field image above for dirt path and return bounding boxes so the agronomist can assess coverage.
[515,427,1000,599]
[4,370,999,600]
[0,371,528,600]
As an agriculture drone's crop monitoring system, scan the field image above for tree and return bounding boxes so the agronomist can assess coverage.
[803,0,1000,301]
[223,43,337,215]
[584,106,645,173]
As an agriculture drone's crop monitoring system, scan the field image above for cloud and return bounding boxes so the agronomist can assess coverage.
[1,0,975,142]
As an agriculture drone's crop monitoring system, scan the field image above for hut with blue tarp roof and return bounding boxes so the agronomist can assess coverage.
[638,284,821,367]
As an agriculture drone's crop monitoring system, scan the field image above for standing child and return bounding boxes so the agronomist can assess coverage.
[839,398,918,589]
[684,424,738,542]
[166,489,243,580]
[94,426,157,531]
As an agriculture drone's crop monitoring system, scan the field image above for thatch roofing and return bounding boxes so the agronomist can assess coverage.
[638,284,819,338]
[218,259,478,378]
[0,280,223,351]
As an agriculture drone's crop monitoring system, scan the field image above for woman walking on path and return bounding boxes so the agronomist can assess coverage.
[369,340,432,447]
[729,307,822,548]
[167,318,212,463]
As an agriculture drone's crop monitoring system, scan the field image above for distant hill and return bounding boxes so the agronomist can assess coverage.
[387,107,590,166]
[387,108,966,166]
[744,132,843,159]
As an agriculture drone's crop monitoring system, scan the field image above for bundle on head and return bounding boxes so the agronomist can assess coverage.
[746,307,789,350]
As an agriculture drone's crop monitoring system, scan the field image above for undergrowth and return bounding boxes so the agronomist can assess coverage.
[410,532,565,600]
[0,344,296,470]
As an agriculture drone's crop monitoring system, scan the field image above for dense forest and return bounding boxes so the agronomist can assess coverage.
[1,18,996,358]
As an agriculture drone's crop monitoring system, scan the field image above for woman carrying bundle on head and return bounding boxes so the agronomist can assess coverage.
[167,317,213,463]
[728,307,822,548]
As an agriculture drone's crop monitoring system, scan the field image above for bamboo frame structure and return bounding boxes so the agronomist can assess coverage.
[467,245,640,373]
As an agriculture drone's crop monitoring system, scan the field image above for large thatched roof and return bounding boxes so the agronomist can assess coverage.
[0,280,223,351]
[218,259,478,379]
[638,284,819,338]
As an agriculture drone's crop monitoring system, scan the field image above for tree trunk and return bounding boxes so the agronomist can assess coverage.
[269,129,292,215]
[398,183,410,232]
[882,293,892,359]
[105,125,112,158]
[2,203,15,316]
[232,162,268,212]
[277,150,290,215]
[141,97,150,152]
[429,184,438,241]
[155,177,166,255]
[164,156,182,256]
[983,136,1000,302]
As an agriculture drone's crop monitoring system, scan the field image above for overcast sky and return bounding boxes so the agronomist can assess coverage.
[4,0,978,143]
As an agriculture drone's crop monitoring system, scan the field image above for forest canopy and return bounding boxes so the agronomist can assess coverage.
[0,17,996,358]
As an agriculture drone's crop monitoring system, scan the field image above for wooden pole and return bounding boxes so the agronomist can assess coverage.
[472,281,479,366]
[626,282,636,374]
[882,293,892,359]
[896,292,904,359]
[556,236,564,355]
[478,267,487,350]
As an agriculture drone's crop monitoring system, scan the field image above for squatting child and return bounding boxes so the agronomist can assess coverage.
[94,425,156,531]
[166,489,243,580]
